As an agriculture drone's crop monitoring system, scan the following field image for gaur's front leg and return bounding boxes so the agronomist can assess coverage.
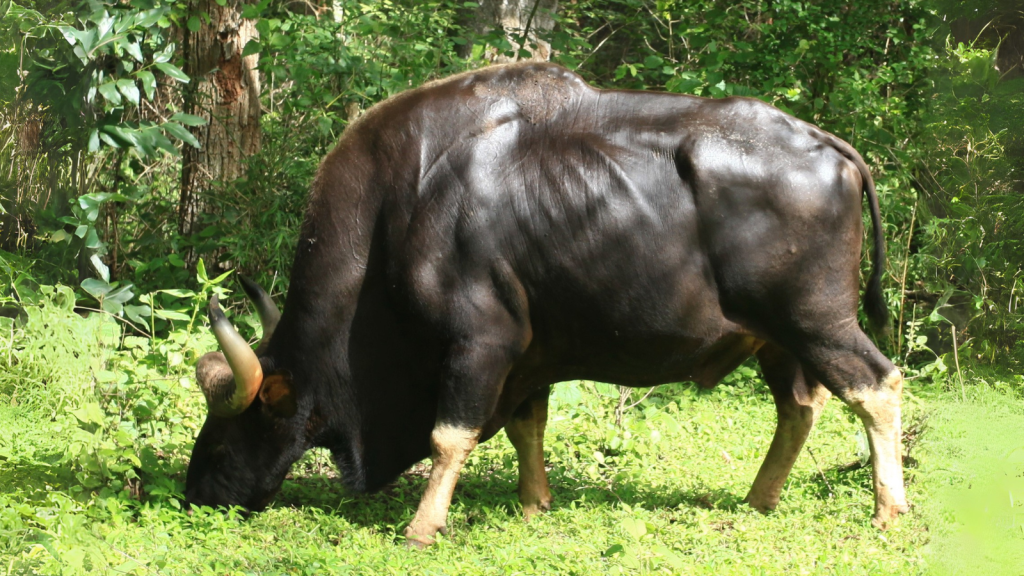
[404,424,480,547]
[746,344,831,511]
[403,274,531,547]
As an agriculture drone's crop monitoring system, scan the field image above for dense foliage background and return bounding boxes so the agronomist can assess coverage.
[3,0,1022,367]
[1,0,1022,573]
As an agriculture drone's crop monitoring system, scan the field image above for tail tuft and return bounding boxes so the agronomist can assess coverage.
[864,269,890,337]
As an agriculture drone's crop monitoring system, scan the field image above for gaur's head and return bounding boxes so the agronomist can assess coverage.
[184,278,303,511]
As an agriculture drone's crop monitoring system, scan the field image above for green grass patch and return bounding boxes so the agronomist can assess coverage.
[1,290,1021,574]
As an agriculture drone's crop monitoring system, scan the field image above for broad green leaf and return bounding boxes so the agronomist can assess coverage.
[101,298,124,315]
[72,44,88,66]
[149,128,178,156]
[158,288,195,298]
[90,253,110,282]
[210,269,233,284]
[105,283,136,305]
[166,253,186,268]
[162,121,200,149]
[81,278,113,299]
[79,192,129,210]
[96,12,115,43]
[196,258,208,283]
[72,402,105,426]
[653,546,684,570]
[88,129,100,152]
[131,124,157,157]
[622,517,647,540]
[124,41,143,62]
[114,11,136,34]
[57,26,76,46]
[97,81,122,106]
[102,124,139,148]
[241,39,261,58]
[155,62,189,83]
[154,309,191,321]
[117,78,140,105]
[72,28,97,53]
[124,304,152,323]
[153,44,174,63]
[603,544,625,557]
[99,132,120,148]
[186,15,200,32]
[136,8,167,29]
[51,229,71,243]
[135,70,156,100]
[169,113,207,126]
[84,228,103,249]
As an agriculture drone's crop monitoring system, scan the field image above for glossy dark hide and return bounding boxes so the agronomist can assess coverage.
[184,62,891,509]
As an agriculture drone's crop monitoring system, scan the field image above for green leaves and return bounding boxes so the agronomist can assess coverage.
[170,113,206,127]
[122,39,144,62]
[72,402,106,427]
[81,277,142,317]
[97,81,122,106]
[24,1,187,168]
[155,62,189,83]
[241,39,262,58]
[161,121,200,149]
[135,69,156,99]
[116,78,140,105]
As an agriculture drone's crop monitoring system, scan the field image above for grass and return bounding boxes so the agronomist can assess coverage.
[1,291,1022,575]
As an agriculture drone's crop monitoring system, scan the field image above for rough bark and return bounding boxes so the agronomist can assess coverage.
[179,0,261,237]
[462,0,559,63]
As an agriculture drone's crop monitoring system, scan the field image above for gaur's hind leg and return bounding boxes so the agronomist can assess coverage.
[800,330,908,528]
[833,363,907,527]
[745,343,831,512]
[505,386,553,519]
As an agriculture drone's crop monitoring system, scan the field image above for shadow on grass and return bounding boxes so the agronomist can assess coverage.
[0,455,77,499]
[803,461,874,503]
[270,462,748,533]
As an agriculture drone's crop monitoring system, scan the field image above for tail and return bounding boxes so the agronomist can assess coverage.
[819,132,889,336]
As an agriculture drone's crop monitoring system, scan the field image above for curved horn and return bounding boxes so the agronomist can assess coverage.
[238,275,280,351]
[195,295,263,417]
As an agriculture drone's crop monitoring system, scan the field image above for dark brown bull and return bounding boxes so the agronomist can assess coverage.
[185,62,908,546]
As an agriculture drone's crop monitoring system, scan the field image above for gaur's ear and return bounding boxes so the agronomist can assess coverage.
[259,373,297,418]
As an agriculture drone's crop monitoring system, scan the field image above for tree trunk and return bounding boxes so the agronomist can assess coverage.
[462,0,559,63]
[179,0,261,237]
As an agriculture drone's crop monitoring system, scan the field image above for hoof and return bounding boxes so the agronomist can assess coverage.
[522,498,552,521]
[403,524,445,548]
[871,503,910,530]
[742,493,779,514]
[404,536,432,550]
